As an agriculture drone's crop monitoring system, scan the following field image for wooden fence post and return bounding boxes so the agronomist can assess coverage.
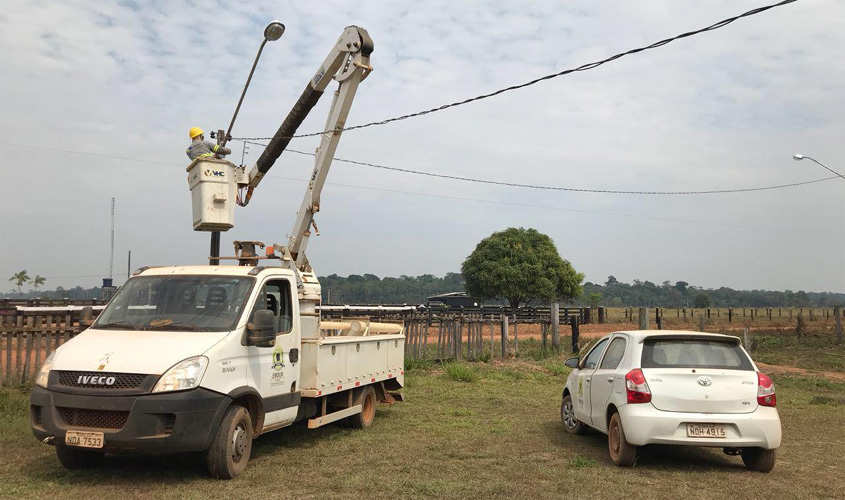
[699,315,705,332]
[796,313,804,338]
[836,306,842,345]
[501,315,508,358]
[570,316,579,353]
[743,326,750,353]
[513,315,519,358]
[638,308,648,330]
[728,308,732,323]
[551,303,560,351]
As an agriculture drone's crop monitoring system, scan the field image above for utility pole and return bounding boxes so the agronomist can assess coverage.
[109,198,115,280]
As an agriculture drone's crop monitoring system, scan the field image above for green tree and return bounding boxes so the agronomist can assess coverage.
[586,292,602,308]
[693,293,711,308]
[461,227,584,309]
[8,270,30,296]
[33,275,46,291]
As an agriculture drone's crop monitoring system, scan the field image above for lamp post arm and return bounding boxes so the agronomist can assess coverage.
[807,157,845,181]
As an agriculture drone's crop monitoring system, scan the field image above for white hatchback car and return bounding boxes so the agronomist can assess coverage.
[561,330,781,471]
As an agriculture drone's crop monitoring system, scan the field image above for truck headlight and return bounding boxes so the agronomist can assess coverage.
[35,352,55,388]
[152,356,208,393]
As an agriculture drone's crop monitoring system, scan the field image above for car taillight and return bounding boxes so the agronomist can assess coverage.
[625,368,652,404]
[757,372,776,407]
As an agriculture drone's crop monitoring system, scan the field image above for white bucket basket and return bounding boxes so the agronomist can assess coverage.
[186,158,237,231]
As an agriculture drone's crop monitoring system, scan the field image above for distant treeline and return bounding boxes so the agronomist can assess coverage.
[584,277,844,308]
[3,274,843,308]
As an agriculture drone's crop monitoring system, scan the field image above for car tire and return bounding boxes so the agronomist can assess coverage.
[347,386,377,429]
[741,447,776,472]
[607,412,637,467]
[560,394,588,435]
[206,405,253,479]
[55,444,105,469]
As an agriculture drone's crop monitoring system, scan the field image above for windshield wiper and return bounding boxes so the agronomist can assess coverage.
[94,322,139,330]
[145,322,207,332]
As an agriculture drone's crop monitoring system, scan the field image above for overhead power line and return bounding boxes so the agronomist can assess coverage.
[244,141,839,195]
[231,0,799,142]
[5,141,839,196]
[0,141,798,229]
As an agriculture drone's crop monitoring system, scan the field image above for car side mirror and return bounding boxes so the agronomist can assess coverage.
[247,309,276,347]
[79,306,95,328]
[564,357,580,369]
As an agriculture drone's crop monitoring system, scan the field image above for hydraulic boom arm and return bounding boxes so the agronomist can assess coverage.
[238,26,373,271]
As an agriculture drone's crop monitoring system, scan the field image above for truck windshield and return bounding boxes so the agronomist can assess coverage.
[93,276,255,332]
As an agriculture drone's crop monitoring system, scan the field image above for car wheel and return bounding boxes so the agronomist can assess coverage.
[206,405,253,479]
[347,386,377,429]
[560,394,587,435]
[55,444,105,469]
[607,412,637,467]
[741,447,776,472]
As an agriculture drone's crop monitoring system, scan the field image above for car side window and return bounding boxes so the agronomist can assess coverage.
[582,339,608,370]
[599,338,627,370]
[250,280,293,335]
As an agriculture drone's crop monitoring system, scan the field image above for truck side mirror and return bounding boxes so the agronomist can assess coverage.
[79,306,95,328]
[247,309,276,347]
[564,357,580,369]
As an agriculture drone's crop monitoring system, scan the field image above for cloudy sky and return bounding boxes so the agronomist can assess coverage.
[1,0,843,293]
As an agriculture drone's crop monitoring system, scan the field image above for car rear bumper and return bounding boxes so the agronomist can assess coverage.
[30,385,230,454]
[618,404,781,449]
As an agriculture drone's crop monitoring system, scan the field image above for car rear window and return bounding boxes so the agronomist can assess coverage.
[641,338,753,370]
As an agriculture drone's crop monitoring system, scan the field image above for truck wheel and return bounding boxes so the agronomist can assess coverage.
[607,412,637,467]
[560,394,588,435]
[347,386,376,429]
[55,444,105,469]
[206,405,253,479]
[741,447,776,472]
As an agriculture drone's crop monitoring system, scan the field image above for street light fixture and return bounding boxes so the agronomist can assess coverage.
[211,21,285,266]
[219,21,286,148]
[793,154,845,181]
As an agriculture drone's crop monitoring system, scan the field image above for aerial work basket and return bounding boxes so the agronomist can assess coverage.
[186,158,237,231]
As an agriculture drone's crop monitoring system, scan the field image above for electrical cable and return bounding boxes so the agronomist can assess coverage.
[240,141,840,195]
[231,0,799,142]
[5,141,839,196]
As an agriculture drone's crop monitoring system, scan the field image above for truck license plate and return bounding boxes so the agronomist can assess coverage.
[65,430,104,449]
[686,423,726,438]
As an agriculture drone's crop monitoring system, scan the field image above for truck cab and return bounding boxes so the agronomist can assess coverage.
[31,265,404,478]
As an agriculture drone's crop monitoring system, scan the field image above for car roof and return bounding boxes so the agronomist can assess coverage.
[608,330,738,342]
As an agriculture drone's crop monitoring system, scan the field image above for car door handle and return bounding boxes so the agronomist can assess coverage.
[607,377,614,383]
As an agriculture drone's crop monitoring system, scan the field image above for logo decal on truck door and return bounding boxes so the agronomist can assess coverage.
[270,345,286,387]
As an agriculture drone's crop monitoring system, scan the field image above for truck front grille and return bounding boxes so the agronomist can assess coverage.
[57,371,147,390]
[57,407,130,430]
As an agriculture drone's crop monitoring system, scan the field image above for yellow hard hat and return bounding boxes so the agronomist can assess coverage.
[189,127,204,139]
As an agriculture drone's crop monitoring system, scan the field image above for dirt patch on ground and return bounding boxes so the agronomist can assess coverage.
[756,361,845,382]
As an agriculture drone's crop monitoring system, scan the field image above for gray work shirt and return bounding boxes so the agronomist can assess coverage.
[186,139,231,160]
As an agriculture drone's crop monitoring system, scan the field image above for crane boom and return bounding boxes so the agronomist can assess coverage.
[237,25,373,273]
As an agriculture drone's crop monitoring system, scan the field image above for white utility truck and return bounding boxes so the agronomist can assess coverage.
[30,25,405,479]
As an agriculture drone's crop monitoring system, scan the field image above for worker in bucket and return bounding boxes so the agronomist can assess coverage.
[186,127,231,161]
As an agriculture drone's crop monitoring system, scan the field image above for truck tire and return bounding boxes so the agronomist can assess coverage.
[206,405,253,479]
[560,394,588,435]
[607,412,637,467]
[55,444,105,469]
[741,447,776,472]
[347,386,376,429]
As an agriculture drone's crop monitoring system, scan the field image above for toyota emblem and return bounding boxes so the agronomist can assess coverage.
[697,376,712,387]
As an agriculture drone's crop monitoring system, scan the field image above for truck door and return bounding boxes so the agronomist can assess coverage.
[589,336,627,430]
[247,279,300,428]
[574,338,608,423]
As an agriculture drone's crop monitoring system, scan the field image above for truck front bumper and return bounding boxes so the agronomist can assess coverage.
[30,385,230,454]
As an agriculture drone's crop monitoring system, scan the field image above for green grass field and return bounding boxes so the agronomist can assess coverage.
[1,351,843,499]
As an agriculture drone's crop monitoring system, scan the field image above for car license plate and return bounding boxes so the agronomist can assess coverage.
[686,423,726,438]
[65,430,104,449]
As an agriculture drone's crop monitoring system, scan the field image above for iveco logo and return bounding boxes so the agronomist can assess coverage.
[78,375,116,385]
[697,376,712,387]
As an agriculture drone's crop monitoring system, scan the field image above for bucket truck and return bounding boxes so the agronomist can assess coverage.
[30,26,405,479]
